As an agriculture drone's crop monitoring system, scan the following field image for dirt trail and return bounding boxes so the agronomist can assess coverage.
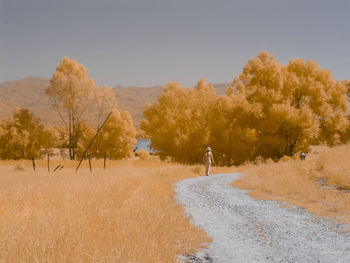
[175,173,350,263]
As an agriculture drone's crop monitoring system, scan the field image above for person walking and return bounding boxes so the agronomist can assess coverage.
[203,146,214,176]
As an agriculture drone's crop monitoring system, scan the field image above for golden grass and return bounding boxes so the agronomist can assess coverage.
[233,144,350,224]
[313,145,350,189]
[0,160,211,262]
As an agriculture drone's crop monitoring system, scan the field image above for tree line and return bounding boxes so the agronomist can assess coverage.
[0,52,349,164]
[142,52,350,165]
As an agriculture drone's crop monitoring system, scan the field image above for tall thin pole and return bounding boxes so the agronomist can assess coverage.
[75,112,112,172]
[32,157,36,172]
[104,153,106,170]
[47,154,50,173]
[88,154,92,172]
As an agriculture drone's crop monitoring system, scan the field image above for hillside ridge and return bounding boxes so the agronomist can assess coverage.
[0,77,229,125]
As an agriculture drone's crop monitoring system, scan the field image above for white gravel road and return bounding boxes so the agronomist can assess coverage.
[175,173,350,263]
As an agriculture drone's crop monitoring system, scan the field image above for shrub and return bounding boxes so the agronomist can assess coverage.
[136,149,150,160]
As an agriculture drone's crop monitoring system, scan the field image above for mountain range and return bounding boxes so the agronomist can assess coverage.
[0,77,228,126]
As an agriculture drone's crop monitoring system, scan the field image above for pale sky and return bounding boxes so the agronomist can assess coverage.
[0,0,349,87]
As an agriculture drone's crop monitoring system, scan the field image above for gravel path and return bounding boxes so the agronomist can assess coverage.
[175,173,350,263]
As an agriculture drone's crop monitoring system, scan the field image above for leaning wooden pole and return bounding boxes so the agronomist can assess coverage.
[75,112,112,172]
[88,154,92,172]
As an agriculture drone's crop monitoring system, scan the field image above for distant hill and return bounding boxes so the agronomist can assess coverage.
[0,77,57,124]
[113,85,163,124]
[0,77,229,126]
[114,83,228,123]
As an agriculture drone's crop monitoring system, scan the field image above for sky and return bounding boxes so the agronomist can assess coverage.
[0,0,349,87]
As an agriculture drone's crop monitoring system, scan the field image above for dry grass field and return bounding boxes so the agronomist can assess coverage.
[0,159,213,262]
[233,144,350,225]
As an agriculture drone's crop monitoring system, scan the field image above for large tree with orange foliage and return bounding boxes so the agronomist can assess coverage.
[208,93,262,165]
[230,52,348,159]
[0,109,53,159]
[77,109,136,160]
[142,80,216,163]
[46,57,98,160]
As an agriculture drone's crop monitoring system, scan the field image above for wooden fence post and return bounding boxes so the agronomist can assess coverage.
[32,157,36,172]
[88,154,92,172]
[47,154,50,173]
[104,153,106,170]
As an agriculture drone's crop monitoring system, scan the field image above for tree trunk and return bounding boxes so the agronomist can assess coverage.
[72,115,76,160]
[68,115,75,160]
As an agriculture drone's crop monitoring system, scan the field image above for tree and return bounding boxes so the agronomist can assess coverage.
[342,80,350,99]
[75,109,136,160]
[142,80,216,163]
[93,85,118,155]
[341,80,350,143]
[285,59,348,146]
[230,52,348,159]
[208,94,262,165]
[95,85,118,128]
[0,109,52,159]
[46,57,97,160]
[76,122,96,159]
[95,109,137,159]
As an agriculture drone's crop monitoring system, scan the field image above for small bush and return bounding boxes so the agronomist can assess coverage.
[136,149,150,160]
[13,163,25,171]
[255,156,264,165]
[280,155,292,162]
[265,158,274,164]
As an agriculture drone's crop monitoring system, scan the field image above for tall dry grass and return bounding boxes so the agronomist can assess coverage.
[233,144,350,224]
[313,145,350,189]
[0,160,210,262]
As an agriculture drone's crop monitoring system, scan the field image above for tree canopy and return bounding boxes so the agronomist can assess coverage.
[142,52,349,165]
[77,109,136,159]
[142,80,216,163]
[0,109,53,159]
[46,57,98,159]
